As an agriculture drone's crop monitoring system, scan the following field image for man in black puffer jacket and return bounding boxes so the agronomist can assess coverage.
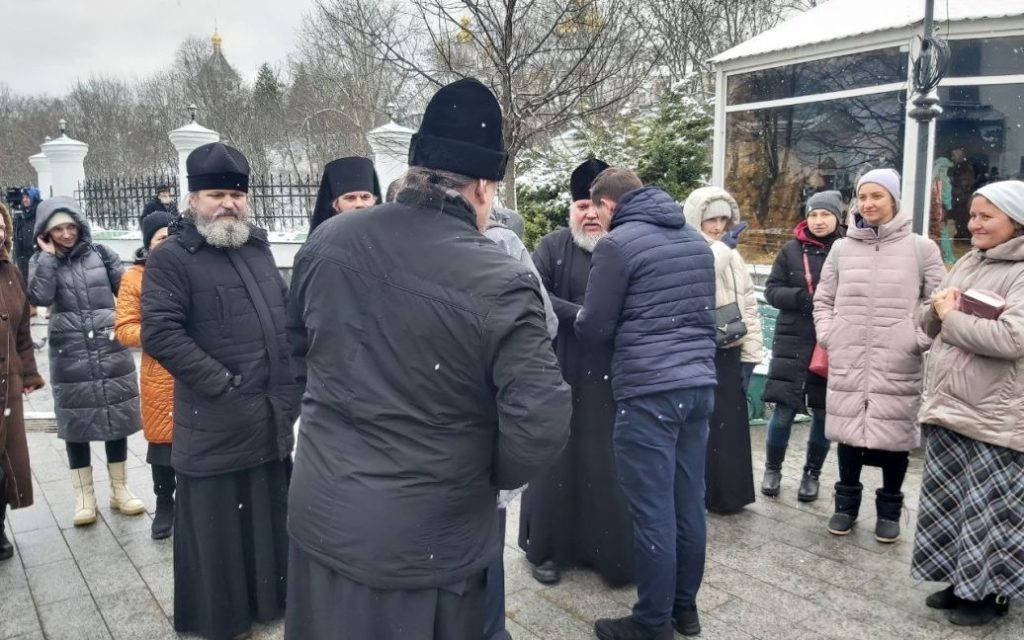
[576,168,717,640]
[141,142,299,640]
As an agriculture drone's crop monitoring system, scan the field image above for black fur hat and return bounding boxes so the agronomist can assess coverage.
[408,78,507,181]
[570,158,610,202]
[186,142,250,193]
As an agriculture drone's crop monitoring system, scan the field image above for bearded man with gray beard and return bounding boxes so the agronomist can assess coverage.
[517,158,635,588]
[141,142,299,640]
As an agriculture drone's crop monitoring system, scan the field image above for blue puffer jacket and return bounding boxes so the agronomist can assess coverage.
[576,187,717,400]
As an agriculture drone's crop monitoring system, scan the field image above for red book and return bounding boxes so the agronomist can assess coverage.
[957,289,1006,319]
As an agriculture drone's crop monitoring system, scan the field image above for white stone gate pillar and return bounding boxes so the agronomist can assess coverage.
[368,121,415,200]
[168,108,220,207]
[40,120,88,198]
[28,149,52,199]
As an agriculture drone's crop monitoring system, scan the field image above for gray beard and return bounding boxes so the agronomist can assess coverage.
[190,208,251,248]
[571,226,604,253]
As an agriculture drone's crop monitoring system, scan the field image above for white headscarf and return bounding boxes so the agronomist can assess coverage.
[976,180,1024,226]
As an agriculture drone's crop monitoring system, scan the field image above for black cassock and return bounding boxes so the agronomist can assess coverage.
[517,228,633,587]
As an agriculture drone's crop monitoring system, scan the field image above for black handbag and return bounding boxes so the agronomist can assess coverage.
[714,264,748,347]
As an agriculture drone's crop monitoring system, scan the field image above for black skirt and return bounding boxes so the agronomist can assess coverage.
[174,459,290,640]
[285,544,487,640]
[705,347,755,514]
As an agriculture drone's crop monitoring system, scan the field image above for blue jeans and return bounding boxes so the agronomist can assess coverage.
[483,509,507,640]
[765,404,828,450]
[613,386,714,629]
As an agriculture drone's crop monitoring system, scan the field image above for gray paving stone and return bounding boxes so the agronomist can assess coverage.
[118,529,172,568]
[7,499,57,534]
[506,588,595,639]
[26,558,91,606]
[76,550,148,598]
[93,587,176,640]
[704,560,818,625]
[12,525,71,569]
[137,560,174,619]
[699,611,758,640]
[537,569,632,624]
[63,520,124,561]
[711,596,811,639]
[0,582,43,638]
[100,507,153,541]
[37,596,112,640]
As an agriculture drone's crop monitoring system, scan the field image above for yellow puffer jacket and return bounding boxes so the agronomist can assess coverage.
[115,264,174,444]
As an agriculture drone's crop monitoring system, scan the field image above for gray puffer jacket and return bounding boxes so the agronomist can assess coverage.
[27,197,140,442]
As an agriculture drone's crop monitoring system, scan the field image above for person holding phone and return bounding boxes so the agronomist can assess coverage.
[27,197,143,528]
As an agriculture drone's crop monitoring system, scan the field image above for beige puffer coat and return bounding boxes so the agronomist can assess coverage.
[919,235,1024,454]
[682,188,763,364]
[813,211,945,451]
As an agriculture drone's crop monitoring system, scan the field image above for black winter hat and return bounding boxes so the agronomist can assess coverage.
[310,156,382,232]
[186,142,250,193]
[408,78,508,181]
[141,211,173,250]
[570,158,610,202]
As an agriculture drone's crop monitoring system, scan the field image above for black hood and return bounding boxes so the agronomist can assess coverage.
[310,157,381,232]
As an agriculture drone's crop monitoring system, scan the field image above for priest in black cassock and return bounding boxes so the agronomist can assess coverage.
[517,158,634,588]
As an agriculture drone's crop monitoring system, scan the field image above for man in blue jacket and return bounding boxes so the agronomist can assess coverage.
[576,167,717,640]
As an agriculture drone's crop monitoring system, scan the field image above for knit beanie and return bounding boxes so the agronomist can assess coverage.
[45,211,77,233]
[408,78,508,181]
[975,180,1024,226]
[141,211,173,250]
[805,191,844,220]
[857,169,902,212]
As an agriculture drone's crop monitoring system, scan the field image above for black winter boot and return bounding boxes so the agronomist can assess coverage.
[150,464,176,540]
[827,483,862,536]
[798,443,830,503]
[874,489,903,543]
[947,595,1009,626]
[760,444,786,497]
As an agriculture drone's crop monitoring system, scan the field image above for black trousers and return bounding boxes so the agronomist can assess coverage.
[837,444,909,493]
[65,438,128,470]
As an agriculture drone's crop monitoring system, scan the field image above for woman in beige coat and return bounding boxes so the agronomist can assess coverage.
[912,180,1024,627]
[813,169,945,542]
[683,187,763,513]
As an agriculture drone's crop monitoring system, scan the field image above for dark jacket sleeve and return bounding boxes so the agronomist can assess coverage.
[488,272,572,490]
[141,245,233,397]
[286,251,310,393]
[763,244,810,314]
[95,244,124,295]
[532,235,580,326]
[27,251,59,307]
[575,237,629,343]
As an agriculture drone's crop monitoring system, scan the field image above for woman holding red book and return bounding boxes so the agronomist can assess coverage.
[913,180,1024,627]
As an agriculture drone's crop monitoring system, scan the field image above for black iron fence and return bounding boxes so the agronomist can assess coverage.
[75,172,178,230]
[76,172,320,232]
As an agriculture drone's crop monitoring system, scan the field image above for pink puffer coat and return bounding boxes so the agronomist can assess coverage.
[812,211,946,452]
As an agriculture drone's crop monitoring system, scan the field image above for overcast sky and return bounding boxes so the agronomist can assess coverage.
[0,0,318,95]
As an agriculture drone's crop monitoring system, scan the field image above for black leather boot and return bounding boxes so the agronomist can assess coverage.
[760,445,786,497]
[827,483,862,535]
[150,464,176,540]
[874,489,903,543]
[798,442,830,503]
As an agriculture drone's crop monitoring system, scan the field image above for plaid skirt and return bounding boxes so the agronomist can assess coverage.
[911,425,1024,600]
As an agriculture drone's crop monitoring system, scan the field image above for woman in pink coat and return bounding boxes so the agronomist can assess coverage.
[813,169,945,543]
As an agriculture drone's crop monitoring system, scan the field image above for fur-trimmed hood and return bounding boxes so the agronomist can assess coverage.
[682,186,741,240]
